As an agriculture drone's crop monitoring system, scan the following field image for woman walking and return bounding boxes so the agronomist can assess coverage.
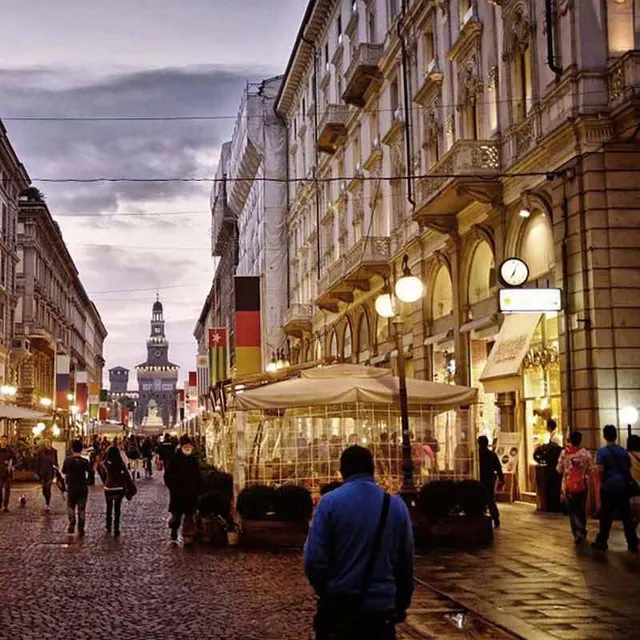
[36,437,59,512]
[126,435,141,479]
[103,445,131,536]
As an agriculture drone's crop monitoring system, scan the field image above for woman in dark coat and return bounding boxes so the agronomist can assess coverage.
[164,435,201,544]
[104,445,131,536]
[36,437,58,512]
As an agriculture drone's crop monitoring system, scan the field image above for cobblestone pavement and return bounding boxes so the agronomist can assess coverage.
[414,503,640,640]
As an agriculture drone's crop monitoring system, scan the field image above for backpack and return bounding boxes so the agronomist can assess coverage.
[564,452,588,494]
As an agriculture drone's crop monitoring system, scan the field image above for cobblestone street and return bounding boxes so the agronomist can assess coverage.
[1,479,638,640]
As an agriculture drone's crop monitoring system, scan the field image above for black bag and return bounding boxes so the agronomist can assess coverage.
[608,450,640,498]
[123,472,137,501]
[314,492,391,635]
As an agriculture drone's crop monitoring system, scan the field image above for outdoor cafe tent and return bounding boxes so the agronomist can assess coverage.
[225,365,478,494]
[233,364,478,411]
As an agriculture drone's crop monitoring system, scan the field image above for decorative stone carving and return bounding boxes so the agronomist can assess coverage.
[487,65,498,90]
[458,62,482,109]
[434,0,449,17]
[503,7,532,61]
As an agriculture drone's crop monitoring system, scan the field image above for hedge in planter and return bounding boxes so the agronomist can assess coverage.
[416,480,493,548]
[237,484,311,549]
[198,491,232,545]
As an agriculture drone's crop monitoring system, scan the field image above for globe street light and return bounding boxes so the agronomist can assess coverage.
[375,255,425,505]
[621,405,639,438]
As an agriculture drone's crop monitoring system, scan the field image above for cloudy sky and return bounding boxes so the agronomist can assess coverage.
[0,0,306,387]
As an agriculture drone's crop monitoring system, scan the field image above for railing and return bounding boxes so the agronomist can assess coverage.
[283,303,313,325]
[344,43,383,85]
[609,50,640,106]
[317,104,349,132]
[420,139,500,203]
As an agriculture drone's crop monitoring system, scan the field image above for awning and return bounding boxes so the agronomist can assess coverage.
[460,314,498,334]
[0,406,50,420]
[479,313,541,394]
[423,330,453,346]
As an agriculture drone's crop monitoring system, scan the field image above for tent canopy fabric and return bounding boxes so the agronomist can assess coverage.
[0,405,50,420]
[234,364,477,411]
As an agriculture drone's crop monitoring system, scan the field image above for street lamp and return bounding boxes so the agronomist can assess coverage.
[39,397,53,408]
[375,254,425,505]
[621,405,639,439]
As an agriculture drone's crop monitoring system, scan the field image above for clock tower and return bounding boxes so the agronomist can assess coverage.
[135,296,179,431]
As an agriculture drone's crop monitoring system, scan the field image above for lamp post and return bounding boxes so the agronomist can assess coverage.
[375,255,425,505]
[621,405,638,440]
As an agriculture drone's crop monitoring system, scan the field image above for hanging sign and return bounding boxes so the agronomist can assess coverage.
[499,288,562,314]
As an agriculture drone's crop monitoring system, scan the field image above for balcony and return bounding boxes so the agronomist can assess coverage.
[608,50,640,108]
[414,140,501,233]
[316,236,391,312]
[342,43,383,107]
[211,193,237,257]
[282,303,313,337]
[316,104,349,154]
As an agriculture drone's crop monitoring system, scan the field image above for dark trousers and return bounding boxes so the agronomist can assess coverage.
[41,475,54,505]
[483,484,500,525]
[596,489,639,549]
[67,490,88,530]
[0,474,11,508]
[315,612,396,640]
[105,490,124,531]
[170,511,196,539]
[566,491,587,539]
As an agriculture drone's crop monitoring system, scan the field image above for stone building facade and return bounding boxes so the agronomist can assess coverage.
[276,0,640,494]
[135,298,179,428]
[15,192,107,411]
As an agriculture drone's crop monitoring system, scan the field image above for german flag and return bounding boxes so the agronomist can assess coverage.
[235,276,262,377]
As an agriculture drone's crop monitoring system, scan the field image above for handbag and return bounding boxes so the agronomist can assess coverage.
[314,492,391,634]
[607,449,640,498]
[97,463,107,484]
[123,472,138,501]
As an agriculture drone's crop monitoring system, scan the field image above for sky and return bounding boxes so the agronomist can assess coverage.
[0,0,307,388]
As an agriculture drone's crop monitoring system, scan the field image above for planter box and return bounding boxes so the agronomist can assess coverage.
[12,470,38,482]
[240,519,308,549]
[414,515,493,548]
[198,517,227,546]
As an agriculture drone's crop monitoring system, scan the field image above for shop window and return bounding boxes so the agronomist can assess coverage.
[607,0,635,53]
[431,266,453,319]
[520,212,554,280]
[357,313,370,362]
[467,240,495,304]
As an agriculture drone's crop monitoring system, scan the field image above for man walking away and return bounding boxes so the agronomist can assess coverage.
[62,439,93,536]
[556,431,593,544]
[592,425,638,553]
[164,435,201,544]
[0,435,15,512]
[36,437,59,512]
[478,436,504,529]
[103,445,131,536]
[304,445,414,640]
[141,437,154,478]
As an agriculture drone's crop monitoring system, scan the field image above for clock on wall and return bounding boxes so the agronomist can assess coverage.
[498,257,529,288]
[154,350,161,358]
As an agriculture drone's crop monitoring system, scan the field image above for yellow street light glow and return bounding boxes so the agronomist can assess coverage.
[621,405,639,425]
[40,397,53,407]
[395,255,425,304]
[375,293,396,319]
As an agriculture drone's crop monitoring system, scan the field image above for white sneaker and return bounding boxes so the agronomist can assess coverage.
[44,505,50,512]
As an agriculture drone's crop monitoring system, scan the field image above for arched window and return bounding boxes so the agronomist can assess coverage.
[357,313,370,363]
[343,321,353,360]
[468,241,495,304]
[432,266,453,319]
[329,330,338,359]
[315,338,323,361]
[520,212,554,280]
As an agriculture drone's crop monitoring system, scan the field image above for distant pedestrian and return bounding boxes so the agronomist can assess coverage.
[103,445,131,536]
[141,437,154,478]
[157,433,175,472]
[0,435,15,512]
[36,437,59,512]
[477,436,505,529]
[556,431,593,543]
[164,435,201,544]
[592,425,638,552]
[126,435,141,479]
[304,445,414,640]
[62,439,93,536]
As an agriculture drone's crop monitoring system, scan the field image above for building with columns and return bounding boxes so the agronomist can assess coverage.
[276,0,640,495]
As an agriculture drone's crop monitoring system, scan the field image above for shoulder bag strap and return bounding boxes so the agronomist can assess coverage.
[359,492,391,601]
[607,448,632,481]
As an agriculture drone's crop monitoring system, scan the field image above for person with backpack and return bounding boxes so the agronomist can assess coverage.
[592,425,638,552]
[556,431,593,544]
[103,445,132,536]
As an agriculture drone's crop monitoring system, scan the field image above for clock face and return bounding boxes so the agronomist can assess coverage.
[499,258,529,288]
[154,350,161,358]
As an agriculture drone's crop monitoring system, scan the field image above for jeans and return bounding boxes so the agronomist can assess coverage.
[170,511,196,540]
[105,490,124,531]
[67,490,88,530]
[314,612,397,640]
[566,491,587,539]
[0,474,11,509]
[41,475,54,506]
[596,489,639,550]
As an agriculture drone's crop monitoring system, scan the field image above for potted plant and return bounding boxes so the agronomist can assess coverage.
[414,480,493,548]
[237,484,312,549]
[198,491,232,545]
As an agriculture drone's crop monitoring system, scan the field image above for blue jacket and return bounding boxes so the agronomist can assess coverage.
[303,474,414,613]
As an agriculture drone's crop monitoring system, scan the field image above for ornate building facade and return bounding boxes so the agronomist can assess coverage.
[276,0,640,494]
[15,190,107,411]
[135,298,179,428]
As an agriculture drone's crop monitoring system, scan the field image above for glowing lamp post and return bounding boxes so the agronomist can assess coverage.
[375,255,425,505]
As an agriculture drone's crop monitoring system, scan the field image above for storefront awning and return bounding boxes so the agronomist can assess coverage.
[423,330,453,346]
[479,313,541,394]
[460,314,498,334]
[0,406,50,420]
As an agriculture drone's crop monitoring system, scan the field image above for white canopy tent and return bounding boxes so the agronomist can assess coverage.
[0,406,50,420]
[222,365,478,495]
[234,364,478,411]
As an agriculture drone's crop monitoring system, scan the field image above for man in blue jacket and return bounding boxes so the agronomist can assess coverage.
[304,445,414,639]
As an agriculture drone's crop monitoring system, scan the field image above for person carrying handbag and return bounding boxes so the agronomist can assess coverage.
[592,425,639,552]
[304,445,414,640]
[103,445,133,536]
